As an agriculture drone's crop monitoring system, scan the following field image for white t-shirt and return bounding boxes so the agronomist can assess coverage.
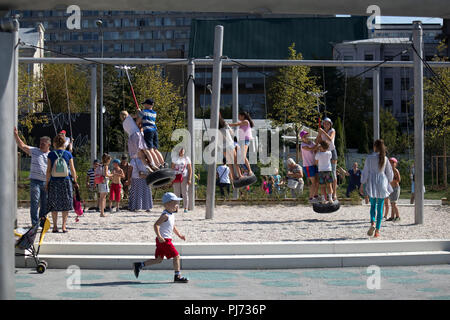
[172,156,191,177]
[63,137,71,149]
[216,165,231,184]
[123,115,140,136]
[29,147,49,181]
[315,151,332,172]
[159,210,175,239]
[321,128,335,151]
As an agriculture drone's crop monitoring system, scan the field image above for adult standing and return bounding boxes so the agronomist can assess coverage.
[45,134,78,233]
[345,162,362,197]
[14,128,51,227]
[360,139,393,238]
[59,130,73,153]
[316,117,337,200]
[286,158,304,198]
[171,147,192,213]
[127,157,153,212]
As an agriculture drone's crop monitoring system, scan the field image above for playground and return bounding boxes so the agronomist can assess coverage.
[15,202,448,243]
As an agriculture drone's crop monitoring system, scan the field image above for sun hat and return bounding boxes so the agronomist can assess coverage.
[162,192,183,204]
[322,117,333,125]
[300,130,309,138]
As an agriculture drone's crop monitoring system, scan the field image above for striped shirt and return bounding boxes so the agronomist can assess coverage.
[29,147,49,182]
[140,109,157,133]
[87,168,95,187]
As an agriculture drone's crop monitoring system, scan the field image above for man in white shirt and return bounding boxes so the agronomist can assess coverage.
[14,127,51,226]
[60,130,73,153]
[216,158,232,198]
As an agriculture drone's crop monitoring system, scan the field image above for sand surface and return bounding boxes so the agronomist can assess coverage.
[16,204,450,243]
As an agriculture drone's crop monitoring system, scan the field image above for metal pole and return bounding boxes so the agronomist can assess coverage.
[205,25,224,219]
[90,65,98,163]
[0,18,19,300]
[413,20,424,225]
[13,18,19,231]
[100,32,104,157]
[373,68,380,141]
[187,59,195,211]
[232,66,239,200]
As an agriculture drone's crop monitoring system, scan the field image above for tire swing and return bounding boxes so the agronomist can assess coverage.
[233,174,258,188]
[312,200,341,214]
[146,169,177,188]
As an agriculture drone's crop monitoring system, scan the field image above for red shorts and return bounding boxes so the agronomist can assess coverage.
[155,238,179,259]
[109,183,122,201]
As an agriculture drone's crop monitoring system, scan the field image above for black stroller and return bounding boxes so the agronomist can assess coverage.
[15,217,50,274]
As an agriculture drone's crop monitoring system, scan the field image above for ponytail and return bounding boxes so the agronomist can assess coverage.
[373,139,386,170]
[240,111,254,128]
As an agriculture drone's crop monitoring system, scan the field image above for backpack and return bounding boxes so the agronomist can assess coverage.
[94,165,105,184]
[51,150,69,178]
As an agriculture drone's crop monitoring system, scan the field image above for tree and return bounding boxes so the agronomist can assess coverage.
[18,64,48,144]
[42,64,89,114]
[131,66,185,153]
[424,41,450,188]
[267,43,322,162]
[378,108,409,156]
[358,121,370,154]
[334,117,346,168]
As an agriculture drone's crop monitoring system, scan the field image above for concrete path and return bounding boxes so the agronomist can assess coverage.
[15,264,450,300]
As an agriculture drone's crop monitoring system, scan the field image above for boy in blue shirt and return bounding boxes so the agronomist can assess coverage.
[136,98,166,168]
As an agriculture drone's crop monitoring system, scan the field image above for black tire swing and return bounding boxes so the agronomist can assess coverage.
[120,65,176,188]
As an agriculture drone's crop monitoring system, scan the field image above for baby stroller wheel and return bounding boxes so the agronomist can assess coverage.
[36,262,47,274]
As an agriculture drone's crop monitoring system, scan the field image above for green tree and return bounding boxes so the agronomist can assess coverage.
[18,64,48,144]
[42,64,89,114]
[267,43,321,162]
[334,117,346,168]
[424,41,450,188]
[131,66,185,153]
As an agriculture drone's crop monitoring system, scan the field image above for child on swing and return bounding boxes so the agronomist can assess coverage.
[120,110,158,172]
[228,111,255,177]
[136,98,167,169]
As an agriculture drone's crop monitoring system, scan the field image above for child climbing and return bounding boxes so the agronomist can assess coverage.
[228,111,255,178]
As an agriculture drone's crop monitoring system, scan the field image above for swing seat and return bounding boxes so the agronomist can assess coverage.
[146,168,176,188]
[233,175,257,189]
[312,200,341,213]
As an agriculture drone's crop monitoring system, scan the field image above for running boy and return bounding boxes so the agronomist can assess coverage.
[109,159,125,213]
[133,192,189,283]
[386,157,401,222]
[315,141,333,204]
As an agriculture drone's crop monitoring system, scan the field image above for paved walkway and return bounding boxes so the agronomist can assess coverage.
[15,265,450,300]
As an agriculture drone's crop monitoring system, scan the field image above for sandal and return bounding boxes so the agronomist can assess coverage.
[374,230,380,238]
[386,217,394,221]
[52,229,59,233]
[62,229,68,233]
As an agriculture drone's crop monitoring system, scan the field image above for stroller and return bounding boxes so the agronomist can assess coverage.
[15,217,51,274]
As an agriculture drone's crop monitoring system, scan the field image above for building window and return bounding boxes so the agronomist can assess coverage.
[165,30,173,39]
[143,43,154,52]
[384,78,393,91]
[364,54,374,61]
[122,19,130,27]
[384,55,394,61]
[401,100,410,113]
[114,43,121,52]
[401,77,410,91]
[384,99,393,113]
[343,55,353,60]
[401,55,410,61]
[134,43,142,53]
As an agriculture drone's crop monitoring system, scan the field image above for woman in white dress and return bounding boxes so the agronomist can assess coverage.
[360,139,394,238]
[171,147,192,213]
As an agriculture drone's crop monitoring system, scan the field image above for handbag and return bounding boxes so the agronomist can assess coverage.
[287,178,299,189]
[172,162,186,184]
[94,165,105,184]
